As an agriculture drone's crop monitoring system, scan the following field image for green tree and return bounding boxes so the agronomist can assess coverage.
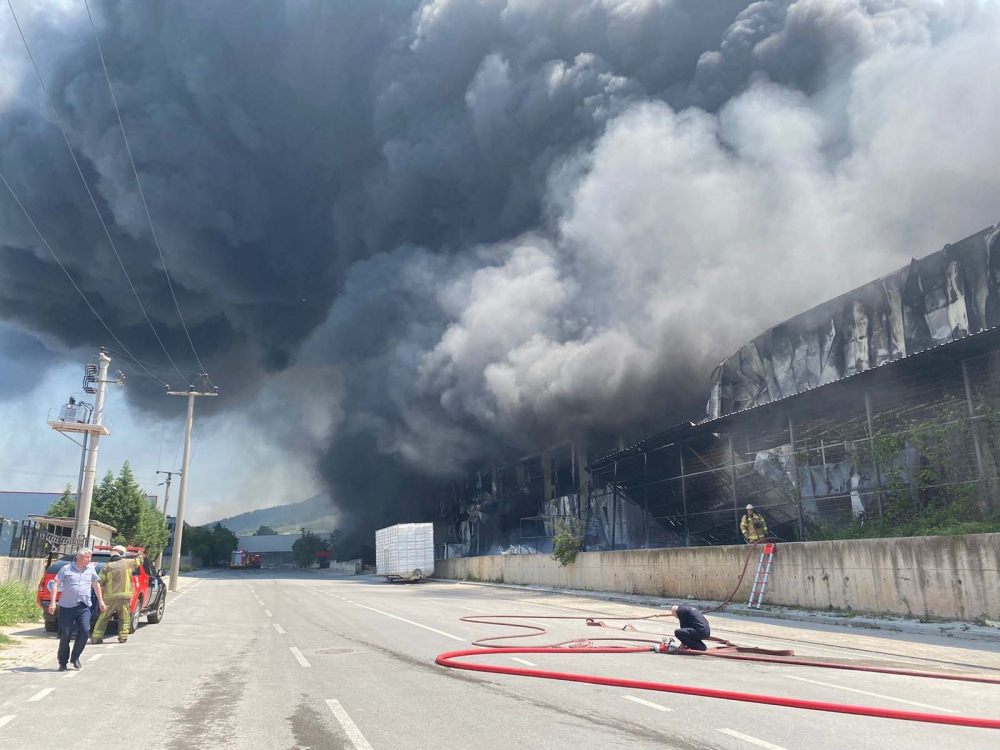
[254,525,277,536]
[103,461,145,541]
[132,501,169,563]
[211,523,239,565]
[46,484,76,517]
[183,523,238,566]
[292,531,329,568]
[89,470,117,529]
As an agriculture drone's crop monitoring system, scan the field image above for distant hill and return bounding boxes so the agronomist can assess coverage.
[208,494,339,535]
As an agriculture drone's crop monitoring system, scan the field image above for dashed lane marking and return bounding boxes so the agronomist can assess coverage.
[718,729,788,750]
[88,654,103,662]
[290,646,311,668]
[786,675,957,713]
[27,688,55,702]
[326,699,374,750]
[622,695,674,712]
[0,716,14,729]
[349,602,464,642]
[274,623,286,634]
[264,610,272,617]
[511,657,538,667]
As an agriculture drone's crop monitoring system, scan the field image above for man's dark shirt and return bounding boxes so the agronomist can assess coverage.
[675,605,710,634]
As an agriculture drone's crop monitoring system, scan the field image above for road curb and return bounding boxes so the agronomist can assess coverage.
[432,578,1000,645]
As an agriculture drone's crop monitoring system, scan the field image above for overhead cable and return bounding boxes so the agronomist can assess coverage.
[84,0,210,383]
[0,167,167,388]
[5,0,188,385]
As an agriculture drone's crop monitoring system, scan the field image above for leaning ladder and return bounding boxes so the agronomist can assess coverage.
[748,543,776,609]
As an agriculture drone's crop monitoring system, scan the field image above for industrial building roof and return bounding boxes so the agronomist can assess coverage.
[236,533,300,553]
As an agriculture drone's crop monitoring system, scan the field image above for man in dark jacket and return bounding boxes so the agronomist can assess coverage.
[671,604,711,651]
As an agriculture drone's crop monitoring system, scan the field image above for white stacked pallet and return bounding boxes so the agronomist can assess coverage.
[375,523,434,579]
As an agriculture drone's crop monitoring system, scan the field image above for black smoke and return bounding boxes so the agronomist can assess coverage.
[2,1,998,551]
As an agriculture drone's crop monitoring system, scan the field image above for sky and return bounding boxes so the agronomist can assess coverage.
[1,0,998,535]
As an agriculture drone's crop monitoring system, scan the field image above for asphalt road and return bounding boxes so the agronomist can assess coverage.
[2,569,999,749]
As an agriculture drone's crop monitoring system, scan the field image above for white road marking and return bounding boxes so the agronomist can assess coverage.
[289,646,311,668]
[88,654,103,662]
[622,695,674,712]
[27,688,55,702]
[511,657,538,667]
[786,675,957,712]
[273,623,286,634]
[457,606,481,612]
[0,715,14,729]
[718,728,788,750]
[264,609,272,617]
[62,672,79,680]
[350,602,464,642]
[326,699,374,750]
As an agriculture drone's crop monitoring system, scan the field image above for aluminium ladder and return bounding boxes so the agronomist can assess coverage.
[747,543,776,609]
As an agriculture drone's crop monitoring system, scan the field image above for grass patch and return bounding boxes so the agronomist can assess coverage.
[0,581,41,627]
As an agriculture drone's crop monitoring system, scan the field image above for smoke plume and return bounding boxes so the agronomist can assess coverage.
[2,1,999,542]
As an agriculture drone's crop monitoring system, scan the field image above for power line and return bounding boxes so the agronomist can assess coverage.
[5,0,189,385]
[0,167,168,387]
[0,469,79,479]
[84,0,211,384]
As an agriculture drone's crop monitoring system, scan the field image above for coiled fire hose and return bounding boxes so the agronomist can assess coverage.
[435,539,1000,729]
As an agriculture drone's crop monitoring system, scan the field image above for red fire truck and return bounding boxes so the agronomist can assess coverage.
[230,550,262,569]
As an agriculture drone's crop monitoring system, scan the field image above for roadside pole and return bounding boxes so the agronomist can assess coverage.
[166,375,218,592]
[155,470,181,570]
[74,350,111,542]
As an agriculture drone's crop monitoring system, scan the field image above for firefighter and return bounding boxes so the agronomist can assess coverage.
[740,503,769,544]
[670,605,711,651]
[92,545,141,644]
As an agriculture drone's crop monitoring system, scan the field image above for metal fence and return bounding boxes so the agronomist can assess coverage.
[7,519,85,559]
[581,348,1000,548]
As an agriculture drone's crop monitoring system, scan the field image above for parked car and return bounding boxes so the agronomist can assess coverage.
[37,546,167,634]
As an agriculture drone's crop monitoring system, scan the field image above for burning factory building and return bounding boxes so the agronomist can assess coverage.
[433,224,1000,557]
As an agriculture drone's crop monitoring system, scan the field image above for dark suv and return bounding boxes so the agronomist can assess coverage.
[37,547,167,634]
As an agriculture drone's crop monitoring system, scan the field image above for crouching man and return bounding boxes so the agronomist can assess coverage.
[670,604,711,651]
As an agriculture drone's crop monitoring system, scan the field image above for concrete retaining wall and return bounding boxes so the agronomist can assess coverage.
[0,557,47,588]
[434,533,1000,621]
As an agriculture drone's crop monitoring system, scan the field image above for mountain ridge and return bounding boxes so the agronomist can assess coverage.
[207,494,338,535]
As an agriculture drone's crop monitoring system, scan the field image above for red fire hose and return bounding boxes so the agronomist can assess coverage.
[435,539,1000,729]
[435,647,1000,730]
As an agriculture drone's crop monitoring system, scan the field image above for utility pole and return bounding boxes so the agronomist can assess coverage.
[155,470,181,570]
[76,351,110,543]
[73,433,88,532]
[166,374,218,592]
[49,349,124,543]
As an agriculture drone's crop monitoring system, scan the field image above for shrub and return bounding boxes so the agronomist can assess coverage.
[551,518,585,567]
[0,582,41,626]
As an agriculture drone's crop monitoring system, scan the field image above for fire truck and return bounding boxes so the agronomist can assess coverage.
[230,550,262,569]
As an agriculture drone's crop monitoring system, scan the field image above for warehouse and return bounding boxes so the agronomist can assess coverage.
[434,224,1000,552]
[235,533,299,567]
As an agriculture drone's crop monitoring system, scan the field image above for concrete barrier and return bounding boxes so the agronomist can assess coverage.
[331,559,362,574]
[434,533,1000,622]
[0,557,47,588]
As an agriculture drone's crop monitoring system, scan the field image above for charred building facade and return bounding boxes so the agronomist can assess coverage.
[434,225,1000,556]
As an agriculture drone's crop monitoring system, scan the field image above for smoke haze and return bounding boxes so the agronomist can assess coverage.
[1,1,998,538]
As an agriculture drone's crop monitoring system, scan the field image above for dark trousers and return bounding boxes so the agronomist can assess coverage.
[675,627,709,651]
[57,603,92,665]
